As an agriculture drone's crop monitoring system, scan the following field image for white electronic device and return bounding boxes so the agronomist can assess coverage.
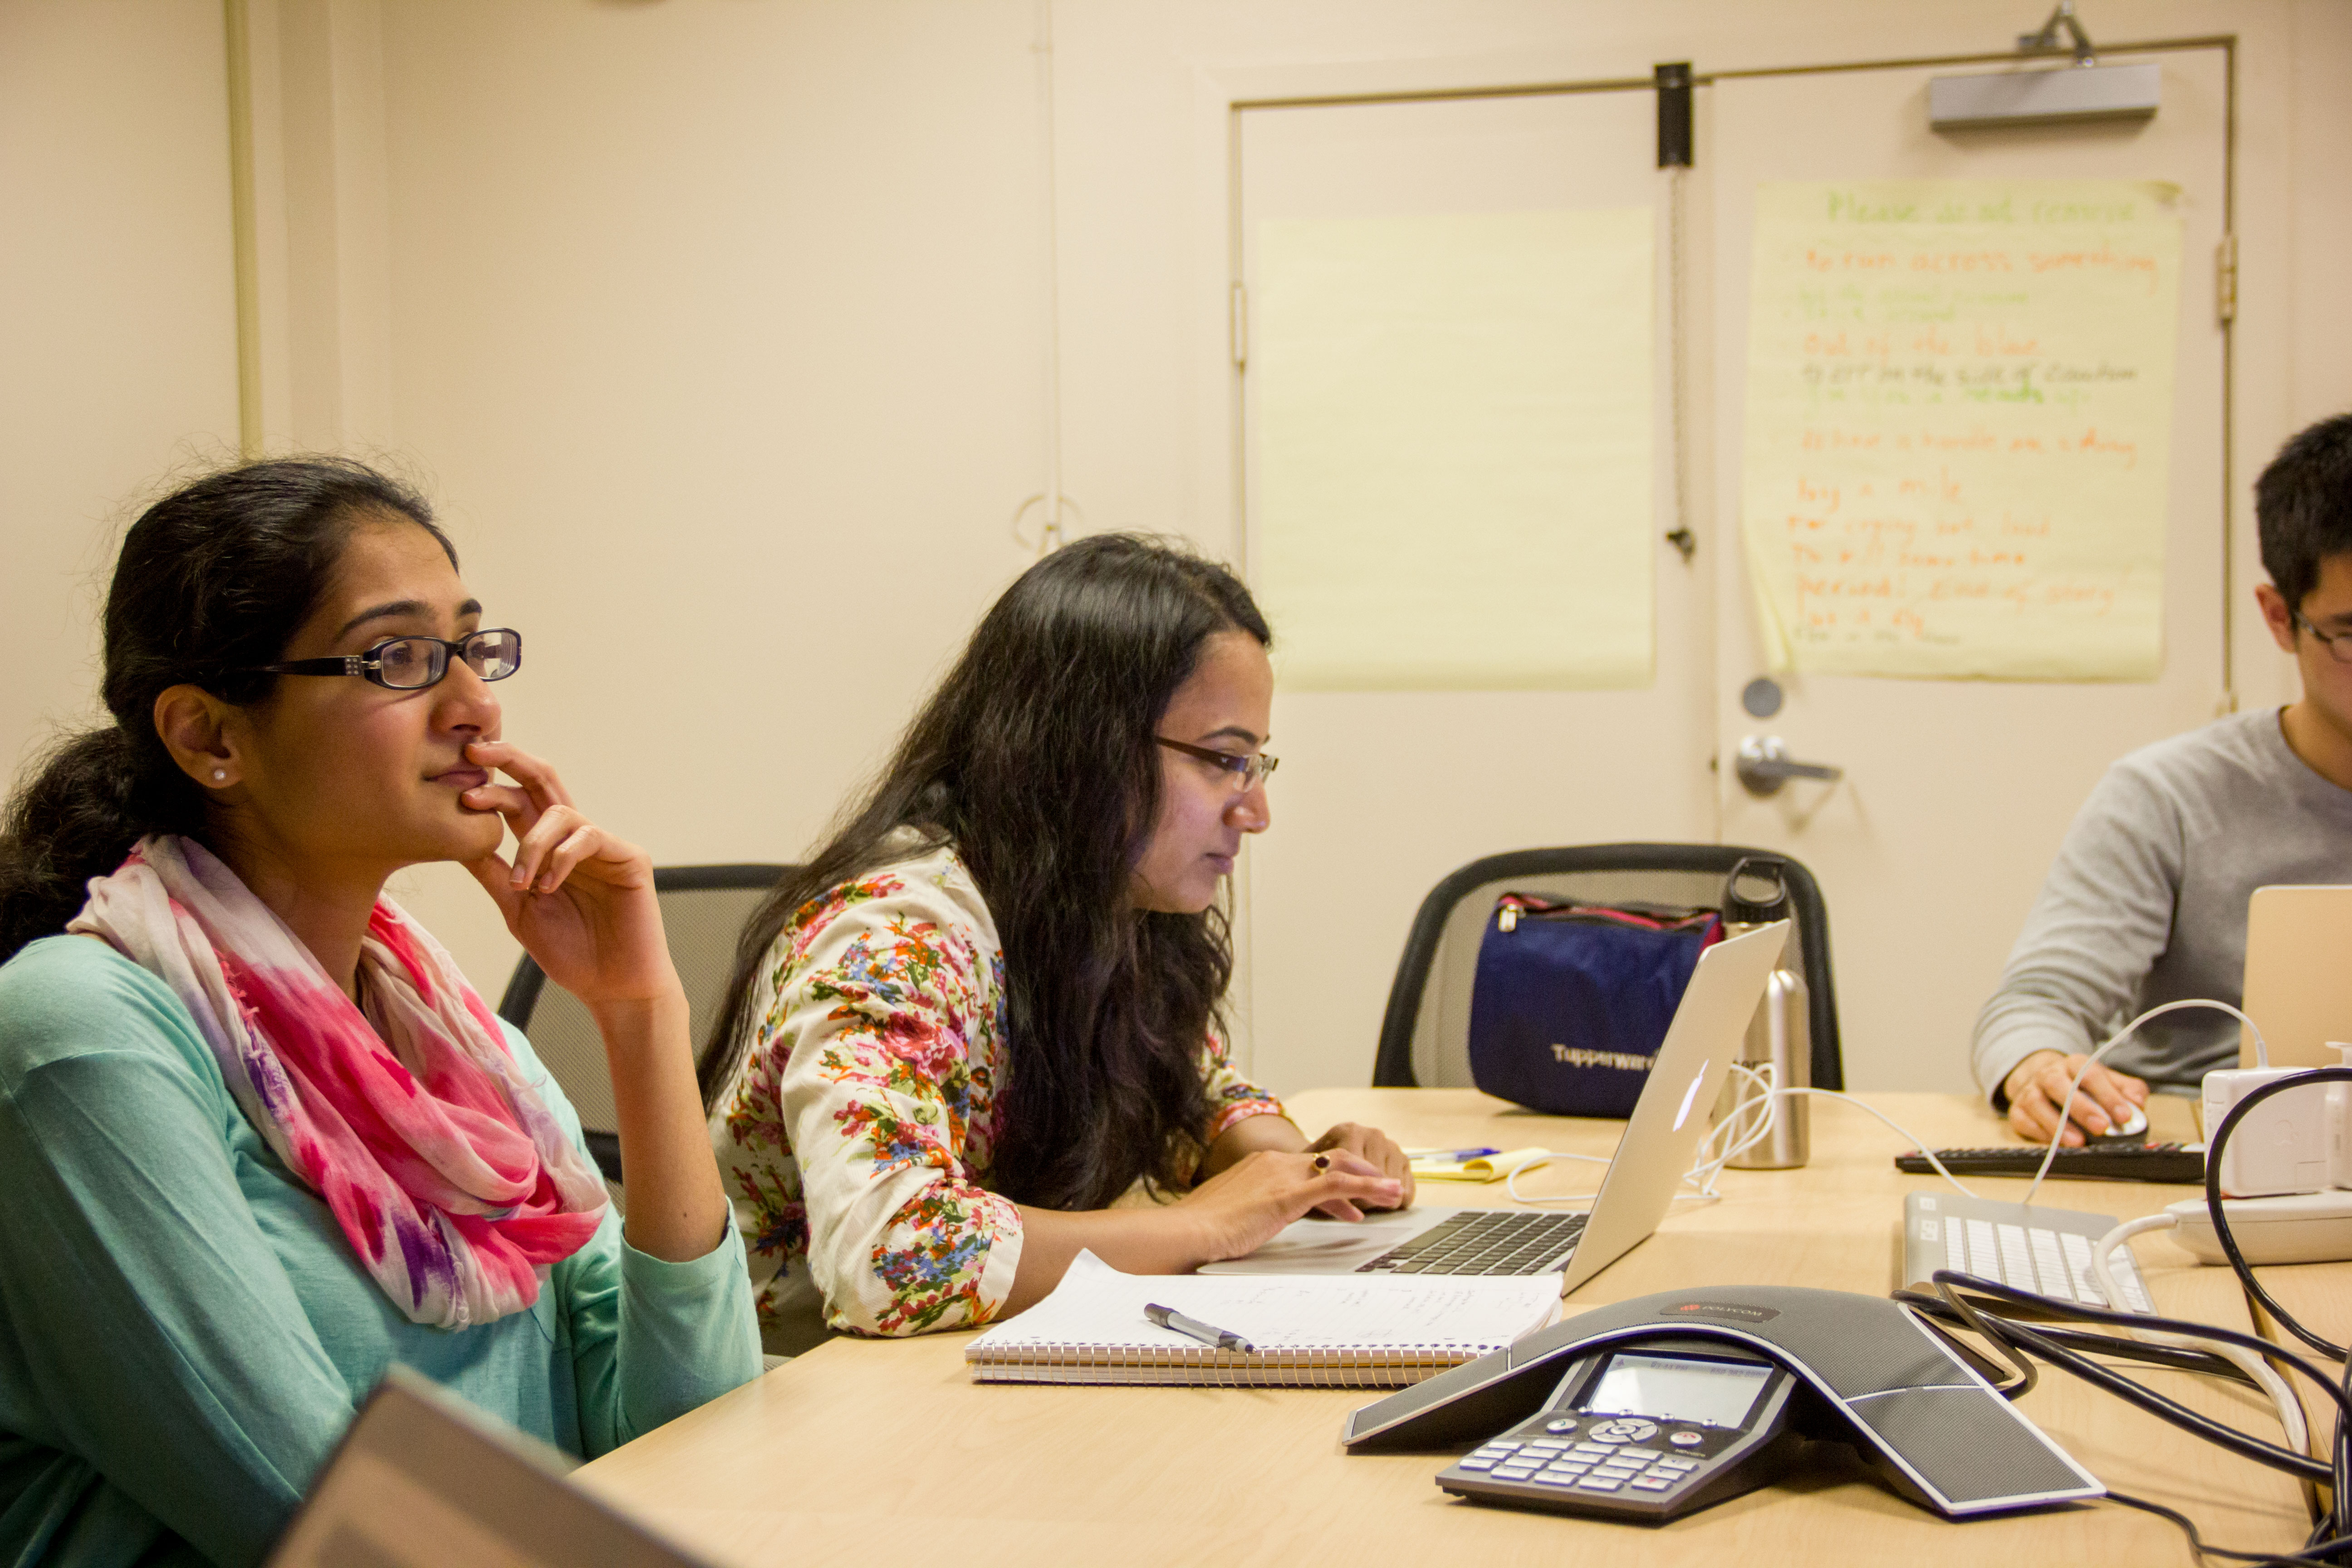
[2165,1191,2352,1266]
[2201,1064,2332,1198]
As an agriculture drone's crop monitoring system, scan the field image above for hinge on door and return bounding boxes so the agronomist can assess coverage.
[1230,282,1248,369]
[2216,233,2237,325]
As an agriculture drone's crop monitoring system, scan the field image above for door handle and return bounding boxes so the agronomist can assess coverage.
[1735,735,1844,798]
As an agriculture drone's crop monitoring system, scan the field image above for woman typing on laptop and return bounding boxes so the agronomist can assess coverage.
[701,535,1411,1350]
[0,461,759,1568]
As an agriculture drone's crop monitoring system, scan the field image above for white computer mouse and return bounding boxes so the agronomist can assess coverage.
[2107,1102,2148,1139]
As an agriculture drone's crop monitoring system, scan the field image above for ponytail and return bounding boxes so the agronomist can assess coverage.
[0,726,201,962]
[0,456,447,964]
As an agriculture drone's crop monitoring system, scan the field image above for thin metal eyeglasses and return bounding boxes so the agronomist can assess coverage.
[1156,735,1279,792]
[2294,612,2352,666]
[245,628,523,691]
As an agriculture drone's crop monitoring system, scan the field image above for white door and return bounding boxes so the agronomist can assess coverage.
[1236,90,1713,1094]
[1707,48,2232,1092]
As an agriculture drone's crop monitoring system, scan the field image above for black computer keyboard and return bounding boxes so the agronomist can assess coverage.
[1894,1143,2205,1183]
[1356,1210,1588,1275]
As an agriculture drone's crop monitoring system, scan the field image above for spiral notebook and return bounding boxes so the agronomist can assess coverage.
[964,1251,1562,1387]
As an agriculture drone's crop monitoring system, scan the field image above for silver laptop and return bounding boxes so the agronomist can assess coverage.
[1201,920,1788,1297]
[269,1366,712,1568]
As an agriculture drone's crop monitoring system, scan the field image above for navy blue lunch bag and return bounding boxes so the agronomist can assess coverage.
[1465,894,1724,1117]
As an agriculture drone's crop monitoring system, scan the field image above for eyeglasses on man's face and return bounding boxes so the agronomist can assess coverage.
[245,628,524,691]
[2293,612,2352,666]
[1156,735,1279,792]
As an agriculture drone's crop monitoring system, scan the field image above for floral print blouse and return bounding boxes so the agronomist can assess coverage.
[710,838,1287,1341]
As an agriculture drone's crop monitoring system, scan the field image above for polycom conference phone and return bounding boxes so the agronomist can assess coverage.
[1344,1285,2101,1523]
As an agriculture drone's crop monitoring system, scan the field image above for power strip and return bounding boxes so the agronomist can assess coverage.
[2166,1190,2352,1266]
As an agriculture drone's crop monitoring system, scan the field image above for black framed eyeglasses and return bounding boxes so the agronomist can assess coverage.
[246,628,523,691]
[1156,735,1279,792]
[2293,612,2352,666]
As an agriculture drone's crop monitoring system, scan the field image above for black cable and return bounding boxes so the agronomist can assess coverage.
[1926,1274,2036,1397]
[1919,1270,2352,1435]
[2107,1490,2342,1567]
[2202,1068,2352,1550]
[1908,1273,2350,1486]
[2203,1068,2352,1362]
[1993,1312,2330,1482]
[1896,1289,2260,1384]
[2332,1344,2351,1554]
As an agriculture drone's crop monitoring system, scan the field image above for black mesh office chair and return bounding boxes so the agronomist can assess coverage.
[496,864,791,1188]
[1370,843,1842,1094]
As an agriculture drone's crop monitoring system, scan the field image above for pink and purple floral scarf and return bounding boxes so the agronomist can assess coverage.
[69,834,609,1328]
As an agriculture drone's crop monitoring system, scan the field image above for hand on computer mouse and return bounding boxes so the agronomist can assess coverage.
[2002,1051,2151,1147]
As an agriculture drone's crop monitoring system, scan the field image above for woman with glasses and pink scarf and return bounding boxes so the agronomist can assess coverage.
[0,459,758,1568]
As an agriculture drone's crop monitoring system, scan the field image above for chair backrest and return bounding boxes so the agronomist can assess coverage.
[1370,843,1842,1093]
[496,864,791,1181]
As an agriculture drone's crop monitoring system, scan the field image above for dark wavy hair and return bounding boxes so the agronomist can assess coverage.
[701,533,1273,1211]
[2258,412,2352,613]
[0,458,450,963]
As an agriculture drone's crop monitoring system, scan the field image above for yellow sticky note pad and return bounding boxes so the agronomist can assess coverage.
[1410,1148,1551,1183]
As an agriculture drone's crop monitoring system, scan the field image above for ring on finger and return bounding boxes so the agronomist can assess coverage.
[1310,1152,1333,1173]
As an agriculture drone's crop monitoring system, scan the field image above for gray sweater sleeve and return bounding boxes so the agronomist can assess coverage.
[1971,761,2185,1105]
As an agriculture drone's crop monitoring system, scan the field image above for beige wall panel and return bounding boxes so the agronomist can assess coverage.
[368,0,1055,994]
[0,1,240,784]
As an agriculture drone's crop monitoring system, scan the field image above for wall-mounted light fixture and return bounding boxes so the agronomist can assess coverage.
[1928,1,2160,132]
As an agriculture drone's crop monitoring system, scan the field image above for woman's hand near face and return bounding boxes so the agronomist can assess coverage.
[456,740,679,1007]
[458,739,725,1264]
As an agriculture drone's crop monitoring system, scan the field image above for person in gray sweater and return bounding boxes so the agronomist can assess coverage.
[1978,413,2352,1145]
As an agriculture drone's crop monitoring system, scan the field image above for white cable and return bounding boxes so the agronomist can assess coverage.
[2021,998,2269,1208]
[1495,1068,1988,1205]
[1769,1085,1982,1200]
[2087,1213,2312,1464]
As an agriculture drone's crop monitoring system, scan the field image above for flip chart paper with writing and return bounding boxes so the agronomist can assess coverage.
[1741,179,2183,680]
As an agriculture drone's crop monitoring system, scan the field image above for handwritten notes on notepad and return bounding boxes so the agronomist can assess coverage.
[1741,181,2183,679]
[1252,209,1654,689]
[964,1251,1561,1387]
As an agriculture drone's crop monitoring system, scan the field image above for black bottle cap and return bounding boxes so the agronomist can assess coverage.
[1722,857,1790,925]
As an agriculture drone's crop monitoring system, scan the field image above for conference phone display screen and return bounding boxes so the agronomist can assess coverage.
[1584,1352,1774,1429]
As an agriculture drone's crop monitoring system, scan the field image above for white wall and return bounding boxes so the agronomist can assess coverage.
[0,0,240,777]
[8,0,2352,1089]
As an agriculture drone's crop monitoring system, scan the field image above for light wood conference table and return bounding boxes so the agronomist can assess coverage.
[578,1088,2313,1566]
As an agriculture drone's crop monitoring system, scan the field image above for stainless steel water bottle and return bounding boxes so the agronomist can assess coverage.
[1718,856,1811,1170]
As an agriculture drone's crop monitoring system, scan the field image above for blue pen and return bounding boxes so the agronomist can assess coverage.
[1407,1147,1501,1161]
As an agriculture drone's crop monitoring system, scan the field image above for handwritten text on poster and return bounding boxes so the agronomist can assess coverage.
[1742,181,2182,679]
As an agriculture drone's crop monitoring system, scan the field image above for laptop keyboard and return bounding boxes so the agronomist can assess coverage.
[1356,1210,1588,1276]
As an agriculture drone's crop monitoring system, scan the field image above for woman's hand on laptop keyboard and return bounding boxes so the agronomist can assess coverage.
[1307,1122,1415,1212]
[1177,1150,1404,1262]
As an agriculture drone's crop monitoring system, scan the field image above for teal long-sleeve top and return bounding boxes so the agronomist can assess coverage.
[0,935,762,1568]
